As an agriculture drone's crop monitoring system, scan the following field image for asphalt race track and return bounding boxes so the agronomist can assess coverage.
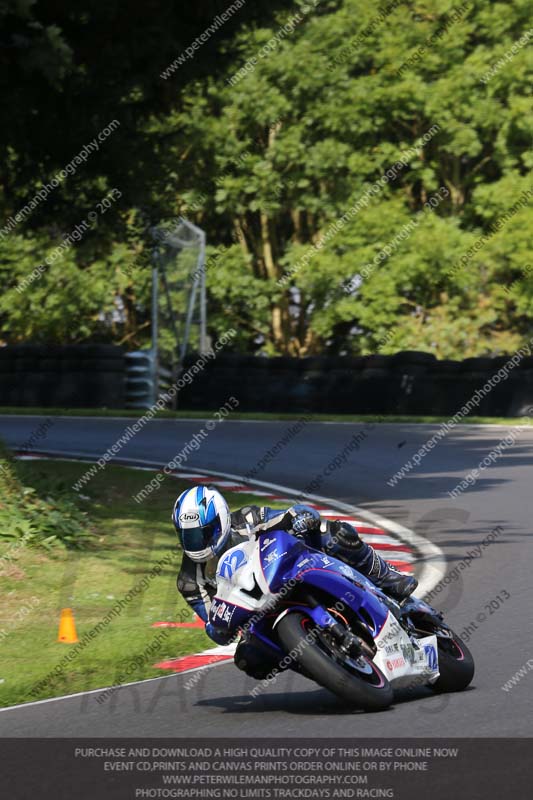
[1,415,532,737]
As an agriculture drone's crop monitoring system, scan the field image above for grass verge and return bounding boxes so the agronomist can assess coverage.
[1,407,532,426]
[0,455,286,708]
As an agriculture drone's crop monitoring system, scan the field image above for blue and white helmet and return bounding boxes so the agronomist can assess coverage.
[172,486,231,562]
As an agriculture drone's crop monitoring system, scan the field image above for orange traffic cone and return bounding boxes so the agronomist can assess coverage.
[57,608,78,643]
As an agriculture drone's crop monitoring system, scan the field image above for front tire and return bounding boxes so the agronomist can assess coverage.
[433,631,475,693]
[277,611,393,711]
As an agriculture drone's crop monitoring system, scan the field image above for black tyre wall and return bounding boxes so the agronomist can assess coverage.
[0,345,125,408]
[176,351,533,417]
[2,345,532,416]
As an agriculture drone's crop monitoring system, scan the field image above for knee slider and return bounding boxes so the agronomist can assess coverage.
[330,520,363,551]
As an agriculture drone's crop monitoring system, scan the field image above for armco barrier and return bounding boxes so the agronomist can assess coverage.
[0,345,125,408]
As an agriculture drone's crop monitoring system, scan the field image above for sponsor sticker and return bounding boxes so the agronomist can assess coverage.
[339,564,355,578]
[261,537,277,551]
[400,642,416,664]
[424,643,438,671]
[179,511,200,523]
[211,599,236,626]
[386,656,406,671]
[264,549,287,566]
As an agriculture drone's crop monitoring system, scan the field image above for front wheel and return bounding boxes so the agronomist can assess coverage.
[432,630,475,693]
[277,611,393,711]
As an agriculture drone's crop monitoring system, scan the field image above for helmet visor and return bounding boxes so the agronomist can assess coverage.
[181,518,222,557]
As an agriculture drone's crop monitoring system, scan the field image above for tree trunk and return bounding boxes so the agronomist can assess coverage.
[259,210,291,352]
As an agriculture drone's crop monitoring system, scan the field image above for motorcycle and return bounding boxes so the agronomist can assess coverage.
[209,529,475,710]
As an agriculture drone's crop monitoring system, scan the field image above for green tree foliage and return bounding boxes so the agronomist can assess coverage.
[0,0,287,348]
[1,0,532,357]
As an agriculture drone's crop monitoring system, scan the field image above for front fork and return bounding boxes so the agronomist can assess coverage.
[273,594,362,656]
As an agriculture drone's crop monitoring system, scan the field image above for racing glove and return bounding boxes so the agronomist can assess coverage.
[289,505,322,549]
[291,505,321,536]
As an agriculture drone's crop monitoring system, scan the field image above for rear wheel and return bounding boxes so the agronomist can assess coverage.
[432,631,475,693]
[277,611,393,711]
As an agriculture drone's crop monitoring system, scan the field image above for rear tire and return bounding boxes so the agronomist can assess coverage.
[433,631,475,693]
[277,611,393,711]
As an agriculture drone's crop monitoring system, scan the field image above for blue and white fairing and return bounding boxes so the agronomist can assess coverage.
[209,530,440,687]
[209,535,280,634]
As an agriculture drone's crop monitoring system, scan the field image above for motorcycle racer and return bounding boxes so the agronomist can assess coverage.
[173,486,417,677]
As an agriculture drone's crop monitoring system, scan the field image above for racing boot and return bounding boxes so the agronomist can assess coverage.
[325,521,418,601]
[354,542,418,601]
[234,633,283,680]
